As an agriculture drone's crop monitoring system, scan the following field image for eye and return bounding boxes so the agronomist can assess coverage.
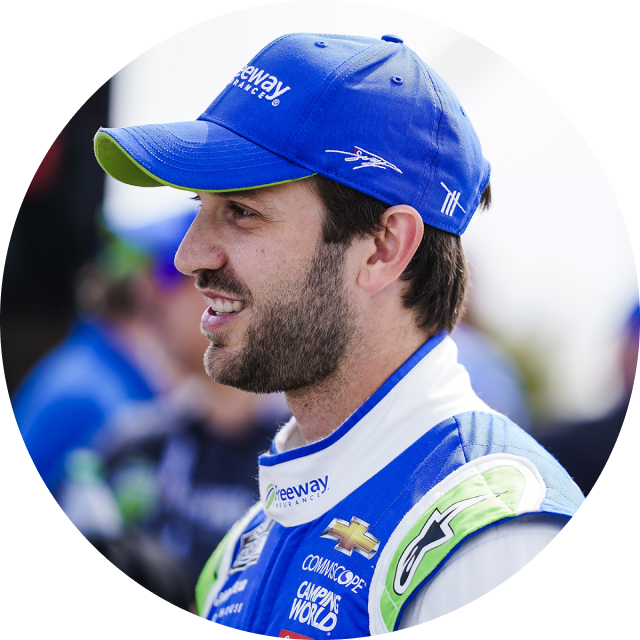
[229,203,258,221]
[190,194,202,211]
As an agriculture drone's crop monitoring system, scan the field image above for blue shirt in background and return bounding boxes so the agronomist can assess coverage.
[452,323,532,432]
[13,319,156,491]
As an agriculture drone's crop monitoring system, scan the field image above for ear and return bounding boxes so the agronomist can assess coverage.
[357,205,424,293]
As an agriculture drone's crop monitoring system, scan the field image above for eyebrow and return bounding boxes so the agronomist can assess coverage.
[208,189,267,202]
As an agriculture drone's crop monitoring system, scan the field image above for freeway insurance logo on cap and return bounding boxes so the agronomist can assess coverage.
[230,65,291,106]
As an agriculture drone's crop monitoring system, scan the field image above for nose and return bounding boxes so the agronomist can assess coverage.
[174,211,227,275]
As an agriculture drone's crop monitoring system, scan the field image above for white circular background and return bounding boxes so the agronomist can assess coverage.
[103,4,637,422]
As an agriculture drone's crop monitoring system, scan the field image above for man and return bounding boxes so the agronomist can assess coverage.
[13,235,165,492]
[94,33,584,635]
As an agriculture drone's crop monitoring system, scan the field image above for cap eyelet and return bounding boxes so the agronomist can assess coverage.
[315,41,327,48]
[391,76,403,84]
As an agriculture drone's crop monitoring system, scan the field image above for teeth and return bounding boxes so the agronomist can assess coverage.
[210,297,244,314]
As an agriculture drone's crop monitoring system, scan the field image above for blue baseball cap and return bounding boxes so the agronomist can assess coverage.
[95,33,490,235]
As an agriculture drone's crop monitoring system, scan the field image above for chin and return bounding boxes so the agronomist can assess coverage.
[203,343,242,386]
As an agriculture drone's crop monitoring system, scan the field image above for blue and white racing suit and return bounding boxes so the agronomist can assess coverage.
[196,331,584,637]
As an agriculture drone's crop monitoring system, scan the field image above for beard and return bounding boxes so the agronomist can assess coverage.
[196,241,357,394]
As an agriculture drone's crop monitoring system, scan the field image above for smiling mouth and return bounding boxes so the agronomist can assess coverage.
[207,296,245,316]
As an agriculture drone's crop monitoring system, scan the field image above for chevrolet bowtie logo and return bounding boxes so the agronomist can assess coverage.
[320,516,380,559]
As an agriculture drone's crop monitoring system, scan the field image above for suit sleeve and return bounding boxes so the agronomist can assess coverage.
[398,514,565,627]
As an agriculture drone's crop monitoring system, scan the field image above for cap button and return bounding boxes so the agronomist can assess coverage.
[381,34,403,43]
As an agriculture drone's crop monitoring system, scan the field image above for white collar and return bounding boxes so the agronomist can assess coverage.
[259,333,495,527]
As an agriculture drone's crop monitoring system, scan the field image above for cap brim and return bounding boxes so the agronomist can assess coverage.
[94,120,315,192]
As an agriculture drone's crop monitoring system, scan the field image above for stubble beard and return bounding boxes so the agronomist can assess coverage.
[200,241,357,394]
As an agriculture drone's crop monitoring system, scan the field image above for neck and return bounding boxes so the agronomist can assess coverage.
[284,320,430,446]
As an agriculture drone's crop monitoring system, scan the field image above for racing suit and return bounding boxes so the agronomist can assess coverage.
[196,331,584,636]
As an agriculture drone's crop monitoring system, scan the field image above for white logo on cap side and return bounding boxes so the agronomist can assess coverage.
[440,182,466,217]
[325,147,402,174]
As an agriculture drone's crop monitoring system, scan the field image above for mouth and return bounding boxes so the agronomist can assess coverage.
[200,292,247,333]
[207,296,245,316]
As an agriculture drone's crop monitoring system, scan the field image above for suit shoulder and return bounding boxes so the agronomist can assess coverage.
[452,411,585,513]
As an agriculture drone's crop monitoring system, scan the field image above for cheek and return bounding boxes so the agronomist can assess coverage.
[231,241,314,293]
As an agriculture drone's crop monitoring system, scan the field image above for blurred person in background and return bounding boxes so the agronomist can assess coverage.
[452,321,532,432]
[16,207,290,597]
[103,371,286,588]
[12,228,172,493]
[538,303,639,495]
[452,288,532,432]
[96,211,289,586]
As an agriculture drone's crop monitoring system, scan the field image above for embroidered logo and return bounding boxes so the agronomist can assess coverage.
[267,475,329,509]
[231,65,290,104]
[321,516,380,559]
[393,494,493,595]
[229,517,274,574]
[440,182,466,217]
[265,483,276,509]
[325,147,402,173]
[302,554,367,594]
[212,579,248,607]
[289,582,342,632]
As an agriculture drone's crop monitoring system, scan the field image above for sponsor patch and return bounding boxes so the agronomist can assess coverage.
[301,554,366,594]
[229,517,274,574]
[212,579,248,607]
[289,581,341,632]
[393,494,492,595]
[211,602,243,623]
[321,516,380,559]
[267,476,329,509]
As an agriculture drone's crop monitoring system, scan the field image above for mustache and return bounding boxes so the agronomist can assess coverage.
[195,268,252,302]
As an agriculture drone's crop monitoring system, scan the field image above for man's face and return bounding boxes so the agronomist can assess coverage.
[174,179,358,394]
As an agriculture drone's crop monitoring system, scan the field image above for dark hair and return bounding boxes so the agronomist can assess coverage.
[308,175,491,335]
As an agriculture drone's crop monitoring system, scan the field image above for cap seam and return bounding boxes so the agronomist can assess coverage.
[127,127,295,172]
[282,41,382,152]
[286,41,389,154]
[205,33,296,114]
[408,49,446,216]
